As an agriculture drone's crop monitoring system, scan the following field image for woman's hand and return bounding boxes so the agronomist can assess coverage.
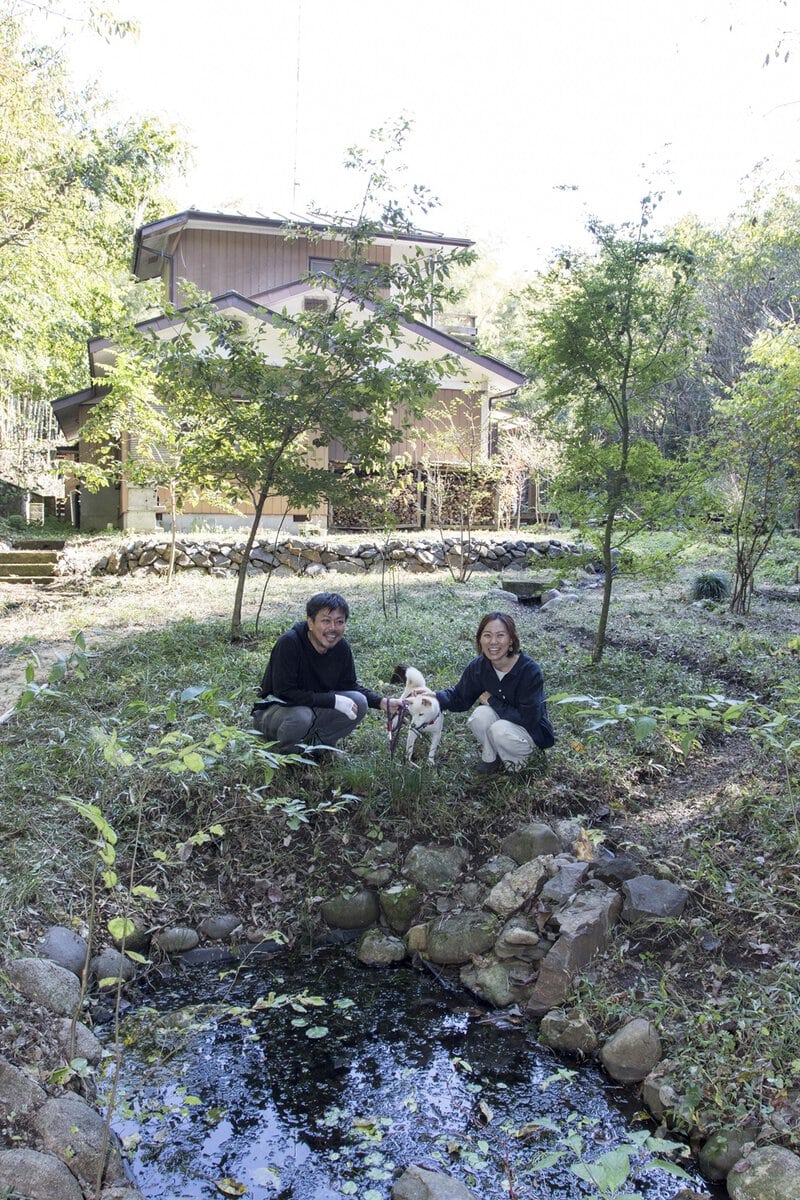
[409,686,436,698]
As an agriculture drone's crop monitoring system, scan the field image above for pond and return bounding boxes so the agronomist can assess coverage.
[100,949,721,1199]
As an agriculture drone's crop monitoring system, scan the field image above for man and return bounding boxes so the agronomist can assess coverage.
[252,592,395,754]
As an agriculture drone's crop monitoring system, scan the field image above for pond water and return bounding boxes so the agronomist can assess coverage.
[100,949,721,1199]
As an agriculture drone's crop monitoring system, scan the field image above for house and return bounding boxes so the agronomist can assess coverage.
[51,210,526,533]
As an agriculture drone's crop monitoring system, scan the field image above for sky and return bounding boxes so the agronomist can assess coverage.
[32,0,800,278]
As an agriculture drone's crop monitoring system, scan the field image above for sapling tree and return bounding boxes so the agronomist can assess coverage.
[520,196,698,662]
[711,321,800,613]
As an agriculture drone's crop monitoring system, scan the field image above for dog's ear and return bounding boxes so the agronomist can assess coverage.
[390,663,409,686]
[420,697,433,709]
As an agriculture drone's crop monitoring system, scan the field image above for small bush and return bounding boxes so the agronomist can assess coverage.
[689,570,731,602]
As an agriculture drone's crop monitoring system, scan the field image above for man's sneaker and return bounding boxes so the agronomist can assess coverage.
[475,757,503,775]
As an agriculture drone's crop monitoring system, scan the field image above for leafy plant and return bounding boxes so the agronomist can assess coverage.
[689,570,731,601]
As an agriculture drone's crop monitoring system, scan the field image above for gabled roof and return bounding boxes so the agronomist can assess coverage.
[133,209,473,281]
[52,287,526,443]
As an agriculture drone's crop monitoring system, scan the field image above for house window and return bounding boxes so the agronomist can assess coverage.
[308,257,382,288]
[303,297,329,313]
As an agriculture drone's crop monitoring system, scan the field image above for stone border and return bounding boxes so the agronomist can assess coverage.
[91,534,591,578]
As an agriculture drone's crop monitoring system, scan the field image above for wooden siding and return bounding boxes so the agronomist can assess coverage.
[327,388,487,465]
[171,229,392,304]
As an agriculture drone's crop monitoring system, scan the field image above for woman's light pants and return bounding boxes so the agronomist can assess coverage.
[467,705,535,769]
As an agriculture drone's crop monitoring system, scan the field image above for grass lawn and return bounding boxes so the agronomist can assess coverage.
[1,526,799,1154]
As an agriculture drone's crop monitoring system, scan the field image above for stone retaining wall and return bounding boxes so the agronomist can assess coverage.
[92,534,591,578]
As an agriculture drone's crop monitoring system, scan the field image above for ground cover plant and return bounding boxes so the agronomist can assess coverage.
[0,527,798,1177]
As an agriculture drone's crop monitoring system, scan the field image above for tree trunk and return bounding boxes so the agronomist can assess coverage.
[592,510,616,664]
[230,493,267,641]
[167,484,177,588]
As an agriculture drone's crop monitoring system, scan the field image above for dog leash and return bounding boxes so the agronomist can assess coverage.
[386,699,408,759]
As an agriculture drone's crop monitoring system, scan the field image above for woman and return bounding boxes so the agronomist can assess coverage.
[419,612,554,774]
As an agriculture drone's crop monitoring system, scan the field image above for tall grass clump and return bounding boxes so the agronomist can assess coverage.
[689,570,731,602]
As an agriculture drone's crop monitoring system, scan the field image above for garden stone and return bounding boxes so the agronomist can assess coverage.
[476,854,518,887]
[622,875,689,923]
[642,1064,679,1121]
[501,822,560,863]
[154,926,201,954]
[53,1018,105,1065]
[600,1017,662,1082]
[38,926,89,977]
[7,957,81,1016]
[406,924,428,953]
[460,958,535,1007]
[34,1094,126,1185]
[538,1009,599,1056]
[426,911,498,964]
[393,1164,478,1198]
[699,1126,758,1182]
[360,865,393,887]
[357,929,406,966]
[727,1145,800,1199]
[108,921,151,954]
[540,859,591,906]
[493,915,542,962]
[320,890,379,930]
[199,914,242,940]
[379,884,421,933]
[591,853,641,885]
[552,879,622,939]
[91,947,136,984]
[0,1148,83,1200]
[403,844,469,890]
[485,856,553,918]
[0,1057,46,1122]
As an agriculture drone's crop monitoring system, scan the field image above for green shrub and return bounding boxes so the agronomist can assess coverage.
[689,570,731,602]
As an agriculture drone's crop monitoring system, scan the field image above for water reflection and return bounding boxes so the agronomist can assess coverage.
[100,949,718,1199]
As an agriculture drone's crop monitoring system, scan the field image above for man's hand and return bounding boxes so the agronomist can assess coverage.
[334,694,358,720]
[382,697,402,714]
[478,691,492,705]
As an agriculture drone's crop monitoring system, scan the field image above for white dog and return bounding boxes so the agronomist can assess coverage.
[390,664,444,767]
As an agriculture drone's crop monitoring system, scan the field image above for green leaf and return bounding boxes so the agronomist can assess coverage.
[305,1025,329,1039]
[182,751,206,773]
[132,885,160,902]
[107,917,135,941]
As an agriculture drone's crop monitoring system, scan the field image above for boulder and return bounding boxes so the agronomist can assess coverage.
[600,1017,662,1083]
[403,844,469,890]
[426,911,498,964]
[37,926,89,977]
[53,1018,105,1065]
[90,948,136,985]
[726,1145,800,1199]
[198,914,242,940]
[393,1164,478,1198]
[34,1094,126,1185]
[357,930,407,966]
[0,1057,46,1123]
[460,958,536,1007]
[485,856,553,918]
[621,875,689,923]
[699,1126,758,1182]
[501,822,561,863]
[379,884,421,933]
[320,890,379,930]
[540,859,591,906]
[0,1148,83,1200]
[154,926,201,954]
[538,1009,599,1056]
[7,957,81,1016]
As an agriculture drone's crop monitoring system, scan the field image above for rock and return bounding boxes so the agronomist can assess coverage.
[108,922,150,954]
[90,948,136,985]
[727,1145,800,1199]
[0,1148,83,1200]
[642,1064,678,1121]
[699,1126,758,1182]
[540,859,591,906]
[600,1017,662,1083]
[621,876,689,923]
[426,911,499,964]
[591,853,640,885]
[357,929,407,966]
[406,924,428,953]
[320,890,379,930]
[476,854,519,887]
[379,884,421,933]
[198,914,242,940]
[154,926,201,954]
[460,958,536,1007]
[37,926,89,977]
[100,1187,148,1200]
[501,822,561,863]
[493,915,543,962]
[485,857,553,918]
[7,957,82,1016]
[0,1057,46,1122]
[538,1008,599,1055]
[393,1164,478,1198]
[34,1094,126,1186]
[403,844,469,890]
[53,1018,105,1065]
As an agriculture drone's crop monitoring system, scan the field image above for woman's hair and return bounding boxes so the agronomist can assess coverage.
[476,612,520,656]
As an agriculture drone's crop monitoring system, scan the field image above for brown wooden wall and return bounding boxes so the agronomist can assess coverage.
[327,388,486,466]
[171,229,392,303]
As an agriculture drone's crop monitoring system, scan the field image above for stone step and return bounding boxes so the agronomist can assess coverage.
[0,550,60,565]
[0,574,54,585]
[0,561,56,579]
